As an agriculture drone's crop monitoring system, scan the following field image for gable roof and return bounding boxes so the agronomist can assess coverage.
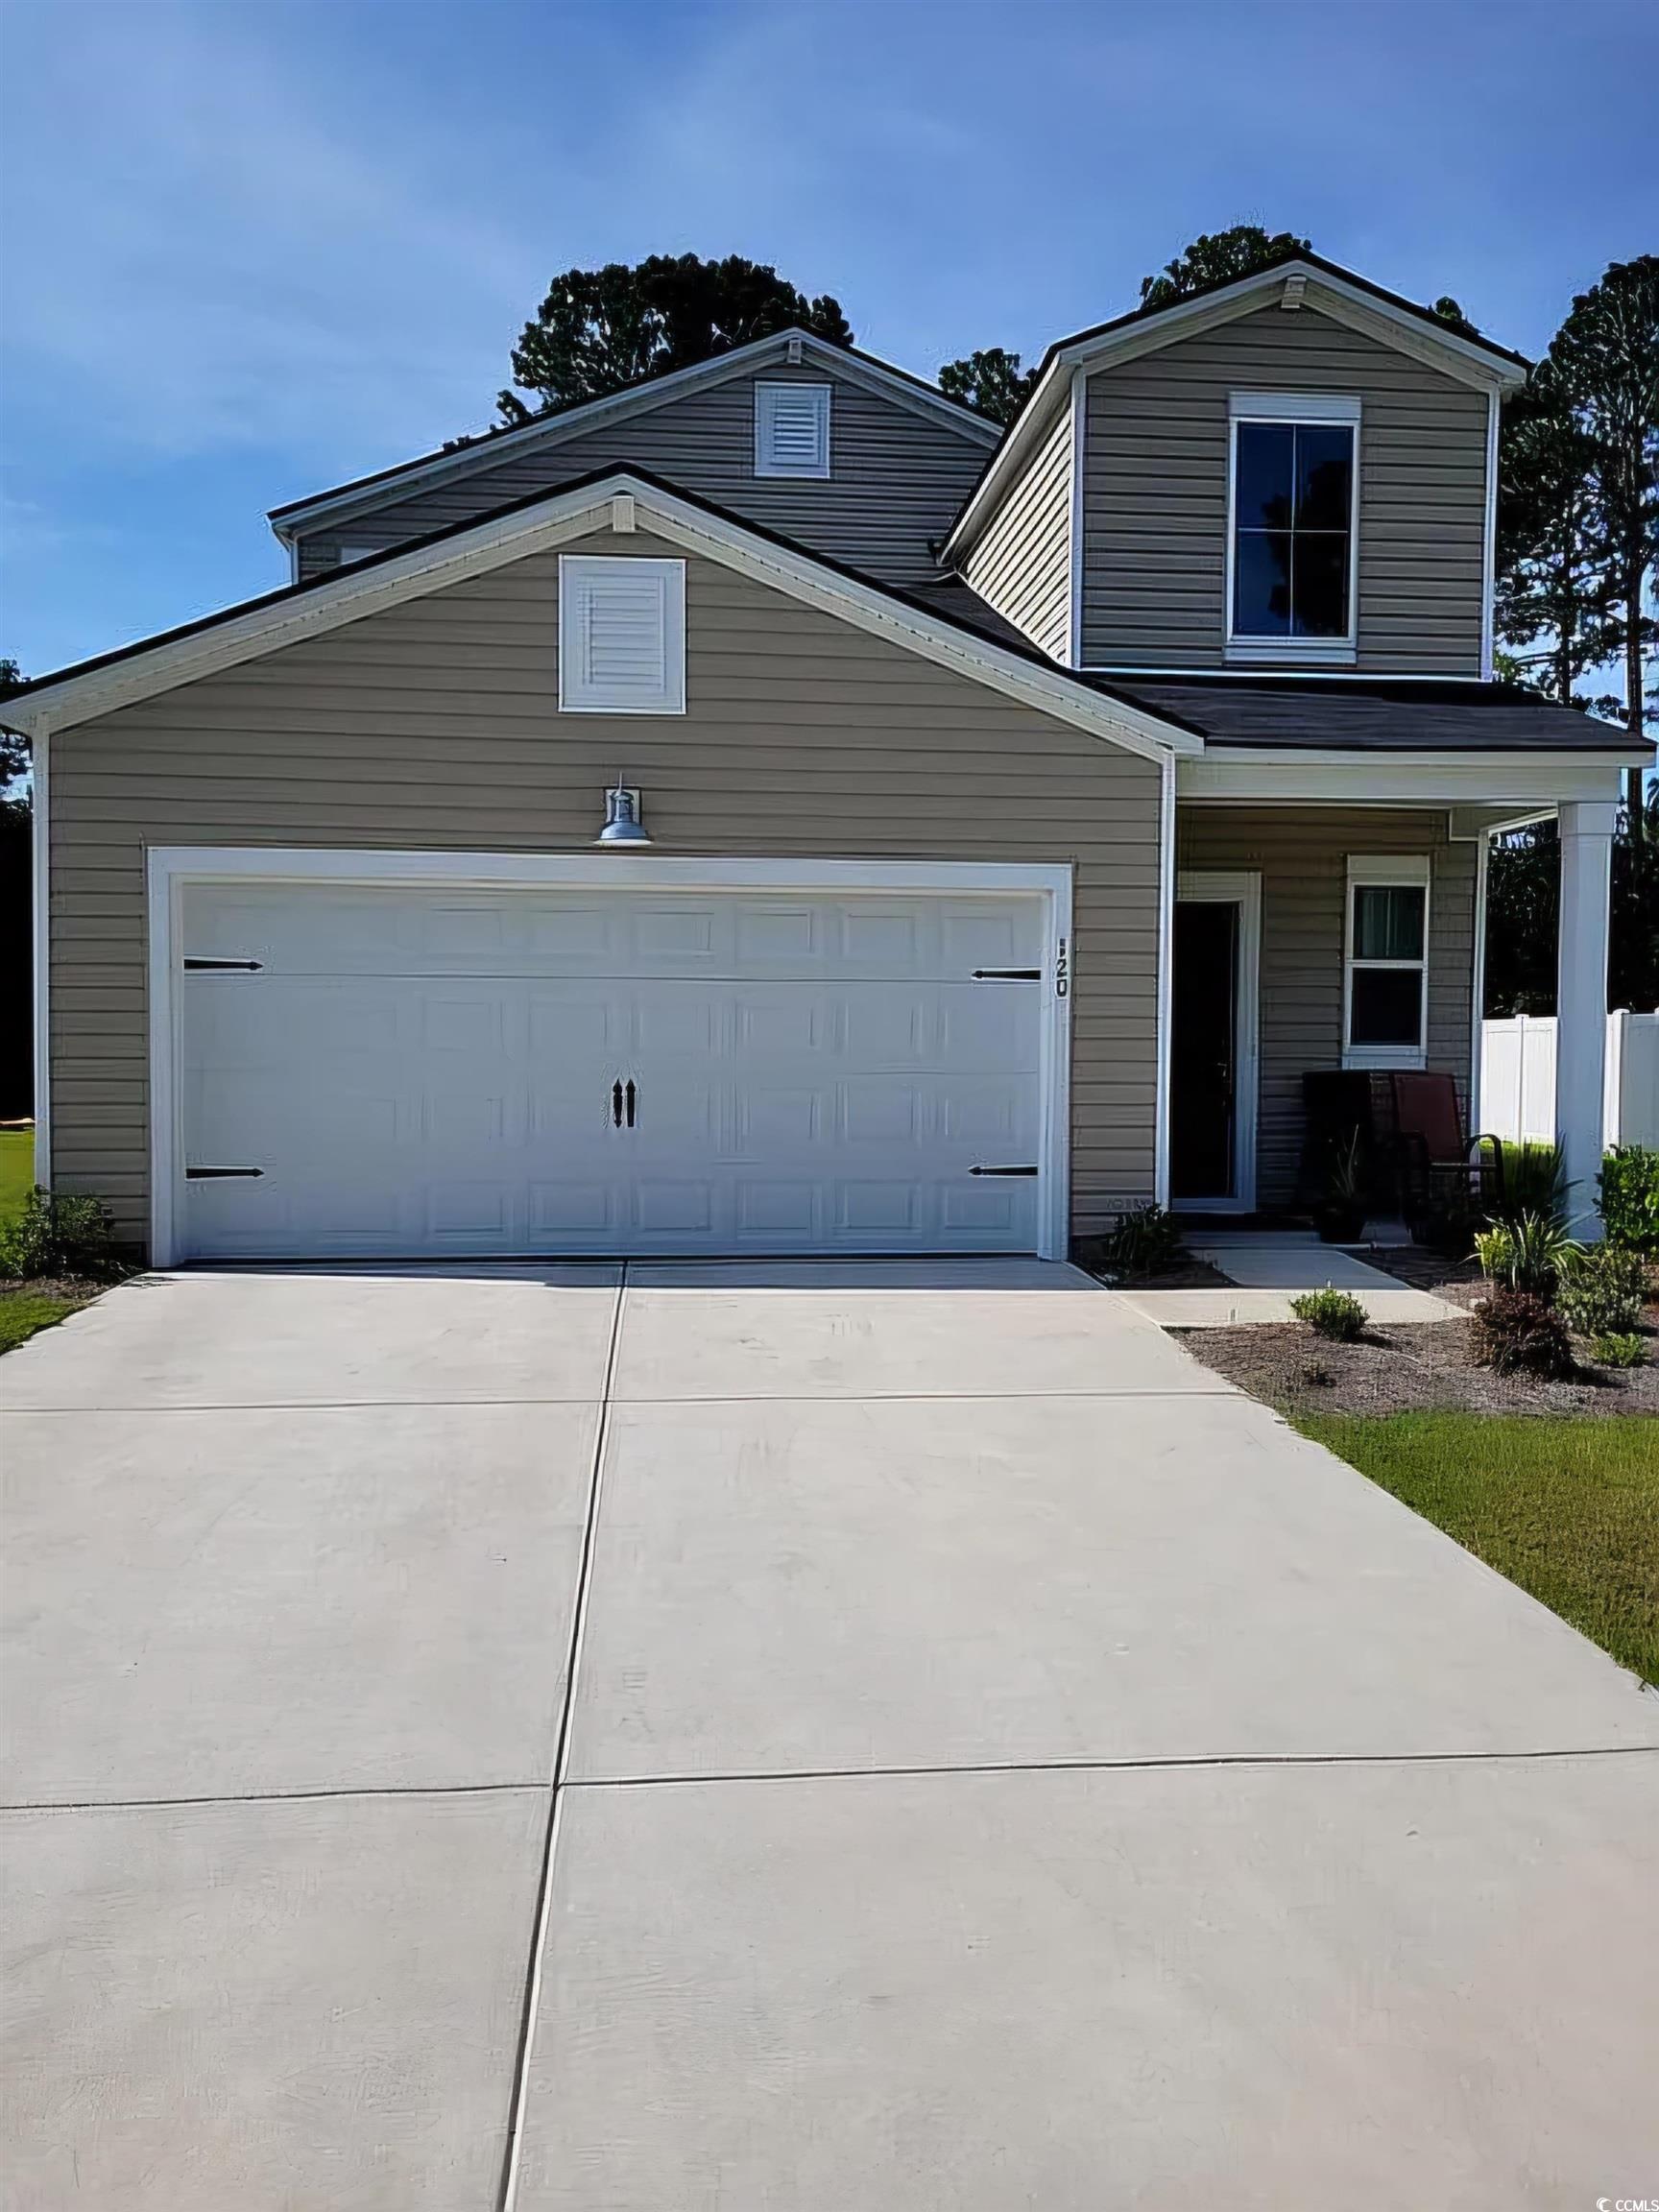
[943,250,1531,565]
[268,329,1001,543]
[4,465,1200,763]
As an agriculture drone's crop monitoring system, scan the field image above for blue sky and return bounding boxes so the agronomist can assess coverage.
[2,0,1654,676]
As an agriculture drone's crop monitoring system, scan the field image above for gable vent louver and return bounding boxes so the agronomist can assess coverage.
[755,381,831,478]
[558,556,686,714]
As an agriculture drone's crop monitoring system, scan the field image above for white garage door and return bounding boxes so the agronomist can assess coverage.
[175,879,1049,1260]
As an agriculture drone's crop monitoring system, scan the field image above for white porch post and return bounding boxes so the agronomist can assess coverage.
[1554,801,1616,1238]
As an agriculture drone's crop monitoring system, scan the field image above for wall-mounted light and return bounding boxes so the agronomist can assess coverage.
[595,780,652,847]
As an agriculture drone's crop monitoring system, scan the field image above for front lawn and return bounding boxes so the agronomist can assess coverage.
[1297,1411,1659,1687]
[0,1126,32,1225]
[0,1127,111,1356]
[0,1290,90,1357]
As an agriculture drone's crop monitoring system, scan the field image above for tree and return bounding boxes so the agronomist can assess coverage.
[1138,226,1311,311]
[936,347,1038,427]
[1547,256,1658,823]
[497,253,853,424]
[0,656,31,1120]
[1496,368,1608,709]
[1497,260,1657,831]
[0,658,26,804]
[1485,786,1659,1017]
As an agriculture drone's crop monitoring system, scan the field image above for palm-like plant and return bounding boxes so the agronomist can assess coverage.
[1474,1209,1581,1300]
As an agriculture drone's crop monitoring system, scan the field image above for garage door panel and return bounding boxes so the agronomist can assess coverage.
[176,881,1050,1260]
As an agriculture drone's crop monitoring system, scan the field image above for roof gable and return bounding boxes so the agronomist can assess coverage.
[8,468,1198,764]
[945,252,1528,564]
[270,331,1000,543]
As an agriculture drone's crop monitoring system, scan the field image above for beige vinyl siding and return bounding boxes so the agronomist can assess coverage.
[294,367,989,589]
[1176,806,1477,1205]
[1083,305,1488,674]
[960,400,1072,660]
[49,529,1162,1251]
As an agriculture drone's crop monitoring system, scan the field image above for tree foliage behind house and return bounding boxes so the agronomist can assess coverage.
[936,347,1038,427]
[1497,256,1657,820]
[497,253,854,425]
[1486,788,1659,1016]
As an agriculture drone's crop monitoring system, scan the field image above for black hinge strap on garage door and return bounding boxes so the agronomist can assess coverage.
[971,968,1041,981]
[184,1166,265,1180]
[182,957,264,971]
[969,1165,1039,1177]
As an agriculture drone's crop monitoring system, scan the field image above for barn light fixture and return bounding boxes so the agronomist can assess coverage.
[595,780,652,847]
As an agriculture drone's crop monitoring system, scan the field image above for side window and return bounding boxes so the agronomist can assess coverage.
[755,381,831,478]
[558,556,686,714]
[1228,396,1358,661]
[1344,855,1430,1068]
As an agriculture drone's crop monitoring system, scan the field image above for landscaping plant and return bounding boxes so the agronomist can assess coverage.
[1556,1244,1649,1337]
[1599,1146,1659,1257]
[1468,1286,1575,1380]
[0,1186,115,1281]
[1493,1141,1569,1227]
[1591,1332,1647,1370]
[1289,1287,1368,1343]
[1312,1132,1368,1245]
[1473,1210,1579,1300]
[1100,1202,1184,1280]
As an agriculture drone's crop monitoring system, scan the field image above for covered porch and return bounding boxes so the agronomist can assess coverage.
[1163,742,1627,1239]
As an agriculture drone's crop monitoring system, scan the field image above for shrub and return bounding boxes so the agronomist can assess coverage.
[1472,1210,1579,1301]
[1557,1244,1649,1337]
[1101,1203,1184,1280]
[1289,1287,1368,1343]
[1591,1332,1647,1371]
[1492,1141,1569,1228]
[1469,1286,1574,1380]
[1599,1146,1659,1257]
[0,1187,115,1282]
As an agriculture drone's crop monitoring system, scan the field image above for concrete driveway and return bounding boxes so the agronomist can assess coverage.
[3,1260,1655,2208]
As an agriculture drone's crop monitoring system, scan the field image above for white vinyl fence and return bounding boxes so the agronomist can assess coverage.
[1480,1011,1659,1147]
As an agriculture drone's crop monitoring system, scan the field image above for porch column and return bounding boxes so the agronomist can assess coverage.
[1555,800,1616,1238]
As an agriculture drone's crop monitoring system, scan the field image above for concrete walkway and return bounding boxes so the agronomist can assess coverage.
[3,1262,1655,2208]
[1122,1232,1463,1326]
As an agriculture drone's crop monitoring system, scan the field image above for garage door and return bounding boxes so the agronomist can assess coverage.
[176,880,1049,1260]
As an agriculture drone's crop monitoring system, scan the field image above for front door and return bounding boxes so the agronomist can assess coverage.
[1172,898,1240,1203]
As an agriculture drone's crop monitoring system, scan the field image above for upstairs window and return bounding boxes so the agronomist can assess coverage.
[1228,395,1358,660]
[1344,855,1430,1068]
[558,556,686,714]
[755,381,831,478]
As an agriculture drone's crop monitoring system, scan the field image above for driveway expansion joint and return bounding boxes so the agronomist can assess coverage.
[495,1262,629,2212]
[559,1742,1659,1791]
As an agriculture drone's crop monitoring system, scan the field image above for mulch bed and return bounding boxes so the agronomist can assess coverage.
[1178,1308,1659,1420]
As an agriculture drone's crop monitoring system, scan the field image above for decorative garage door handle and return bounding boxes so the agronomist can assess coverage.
[612,1080,624,1128]
[625,1079,637,1129]
[612,1080,638,1130]
[969,1165,1039,1177]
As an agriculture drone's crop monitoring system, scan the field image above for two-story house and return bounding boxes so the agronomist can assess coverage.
[7,252,1647,1262]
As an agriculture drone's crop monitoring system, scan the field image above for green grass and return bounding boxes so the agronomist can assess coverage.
[0,1127,33,1227]
[1296,1411,1659,1687]
[0,1291,88,1357]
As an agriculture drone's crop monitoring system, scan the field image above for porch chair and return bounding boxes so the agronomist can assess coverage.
[1387,1070,1506,1238]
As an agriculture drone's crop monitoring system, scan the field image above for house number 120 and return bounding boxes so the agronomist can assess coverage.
[1054,938,1070,998]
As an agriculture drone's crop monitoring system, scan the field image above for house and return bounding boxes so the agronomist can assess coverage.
[6,252,1648,1264]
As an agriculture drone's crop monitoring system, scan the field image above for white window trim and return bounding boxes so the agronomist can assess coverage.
[557,554,685,715]
[1172,870,1262,1214]
[335,543,377,566]
[143,849,1074,1270]
[1343,853,1431,1070]
[1225,393,1360,666]
[754,380,831,479]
